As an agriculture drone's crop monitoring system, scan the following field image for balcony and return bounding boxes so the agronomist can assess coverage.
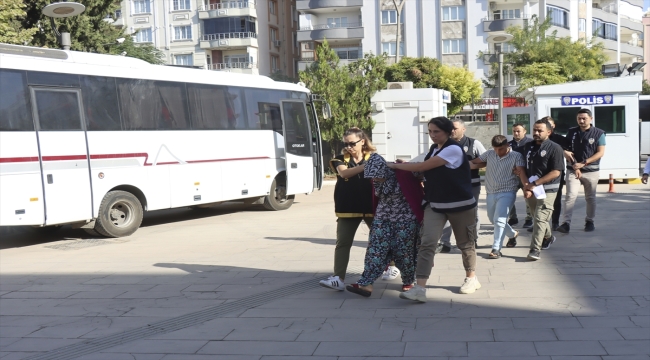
[199,32,258,49]
[198,2,256,19]
[483,16,528,33]
[296,0,363,11]
[621,42,643,57]
[592,5,618,24]
[297,23,363,42]
[207,62,258,75]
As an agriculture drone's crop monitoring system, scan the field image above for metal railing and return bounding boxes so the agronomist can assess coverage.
[482,14,529,21]
[208,62,257,70]
[202,32,257,41]
[200,1,254,11]
[299,57,315,62]
[593,2,617,14]
[299,22,363,30]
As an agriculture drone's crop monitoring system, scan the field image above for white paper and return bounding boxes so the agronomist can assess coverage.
[528,176,546,199]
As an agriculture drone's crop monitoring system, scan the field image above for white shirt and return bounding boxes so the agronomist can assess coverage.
[434,145,464,169]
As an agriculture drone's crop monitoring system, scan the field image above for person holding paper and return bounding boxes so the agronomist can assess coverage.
[522,119,565,261]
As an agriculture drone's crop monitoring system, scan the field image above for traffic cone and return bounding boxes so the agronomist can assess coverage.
[608,174,615,193]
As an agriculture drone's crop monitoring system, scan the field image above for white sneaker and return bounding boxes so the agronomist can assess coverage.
[319,276,345,291]
[381,266,400,280]
[399,284,427,302]
[459,276,481,294]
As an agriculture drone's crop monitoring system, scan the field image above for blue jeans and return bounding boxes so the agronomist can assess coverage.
[486,191,517,251]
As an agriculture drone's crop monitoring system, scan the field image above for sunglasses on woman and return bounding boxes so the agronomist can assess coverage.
[343,139,363,148]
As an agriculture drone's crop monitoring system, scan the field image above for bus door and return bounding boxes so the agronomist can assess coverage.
[280,100,315,195]
[306,101,324,190]
[30,87,93,225]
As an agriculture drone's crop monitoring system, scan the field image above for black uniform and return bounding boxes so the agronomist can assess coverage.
[565,126,605,173]
[548,132,567,226]
[523,139,565,192]
[457,136,481,188]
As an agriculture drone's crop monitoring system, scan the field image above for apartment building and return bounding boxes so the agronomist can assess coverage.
[113,0,299,78]
[296,0,643,96]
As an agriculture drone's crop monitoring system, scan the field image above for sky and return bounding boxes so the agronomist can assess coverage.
[646,0,650,11]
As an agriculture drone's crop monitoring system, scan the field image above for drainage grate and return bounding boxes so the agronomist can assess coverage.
[25,267,362,360]
[44,239,130,251]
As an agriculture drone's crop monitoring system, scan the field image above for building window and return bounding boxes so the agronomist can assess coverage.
[134,28,152,43]
[593,19,617,40]
[442,39,466,54]
[505,72,519,86]
[442,6,465,21]
[174,54,193,66]
[578,18,586,32]
[115,9,122,18]
[334,46,361,60]
[133,0,150,14]
[381,42,404,56]
[271,56,279,73]
[174,25,192,40]
[326,17,348,28]
[270,27,278,42]
[293,33,298,48]
[381,10,403,24]
[172,0,190,11]
[269,1,276,15]
[546,5,569,29]
[494,9,522,19]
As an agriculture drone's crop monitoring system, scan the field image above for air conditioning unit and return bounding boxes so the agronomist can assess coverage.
[273,40,281,47]
[489,1,497,10]
[387,82,413,90]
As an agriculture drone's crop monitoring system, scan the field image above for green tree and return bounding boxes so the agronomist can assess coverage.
[299,40,387,155]
[19,0,165,64]
[0,0,38,44]
[269,70,298,83]
[484,15,607,94]
[112,35,165,65]
[385,57,482,115]
[643,79,650,95]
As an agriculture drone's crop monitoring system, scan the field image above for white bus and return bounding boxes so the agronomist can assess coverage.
[0,44,325,237]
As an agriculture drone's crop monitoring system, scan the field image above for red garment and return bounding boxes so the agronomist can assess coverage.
[372,170,424,222]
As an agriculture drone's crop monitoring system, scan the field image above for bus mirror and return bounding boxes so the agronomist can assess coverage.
[322,103,332,120]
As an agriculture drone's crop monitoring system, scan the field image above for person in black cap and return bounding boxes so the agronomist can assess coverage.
[556,109,606,233]
[522,119,564,261]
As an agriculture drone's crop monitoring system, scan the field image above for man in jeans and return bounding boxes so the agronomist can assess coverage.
[523,119,564,261]
[470,135,528,258]
[556,109,606,233]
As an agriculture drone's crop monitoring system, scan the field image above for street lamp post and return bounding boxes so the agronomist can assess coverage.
[42,1,86,51]
[486,34,513,134]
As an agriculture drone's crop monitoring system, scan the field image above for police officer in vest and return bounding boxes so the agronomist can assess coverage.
[508,123,533,228]
[556,109,606,233]
[389,117,481,302]
[435,119,486,253]
[543,117,567,231]
[523,119,564,261]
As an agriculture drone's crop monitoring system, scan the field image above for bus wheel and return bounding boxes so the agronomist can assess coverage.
[94,190,143,238]
[263,178,294,211]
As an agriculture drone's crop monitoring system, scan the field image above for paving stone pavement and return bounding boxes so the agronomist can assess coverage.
[0,183,648,359]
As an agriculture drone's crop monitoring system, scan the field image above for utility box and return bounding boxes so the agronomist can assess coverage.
[371,86,451,162]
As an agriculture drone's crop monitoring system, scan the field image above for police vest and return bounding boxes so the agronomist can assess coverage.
[565,126,605,173]
[457,136,480,187]
[330,153,373,217]
[523,140,562,193]
[423,140,476,213]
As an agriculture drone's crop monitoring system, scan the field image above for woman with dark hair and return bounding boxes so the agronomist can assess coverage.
[388,117,480,302]
[319,127,384,291]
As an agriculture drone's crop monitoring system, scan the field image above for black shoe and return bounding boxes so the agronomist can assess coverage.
[508,218,519,226]
[541,235,556,250]
[527,227,533,232]
[527,249,541,261]
[556,223,570,234]
[552,222,559,231]
[584,221,595,232]
[436,244,451,253]
[522,219,533,228]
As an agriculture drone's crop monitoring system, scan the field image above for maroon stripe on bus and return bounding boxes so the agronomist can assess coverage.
[0,156,39,163]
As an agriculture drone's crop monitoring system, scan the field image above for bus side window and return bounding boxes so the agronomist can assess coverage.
[187,84,231,130]
[0,69,34,131]
[117,79,189,130]
[80,76,122,131]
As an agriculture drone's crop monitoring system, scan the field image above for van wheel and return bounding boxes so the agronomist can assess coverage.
[94,190,143,238]
[263,178,294,211]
